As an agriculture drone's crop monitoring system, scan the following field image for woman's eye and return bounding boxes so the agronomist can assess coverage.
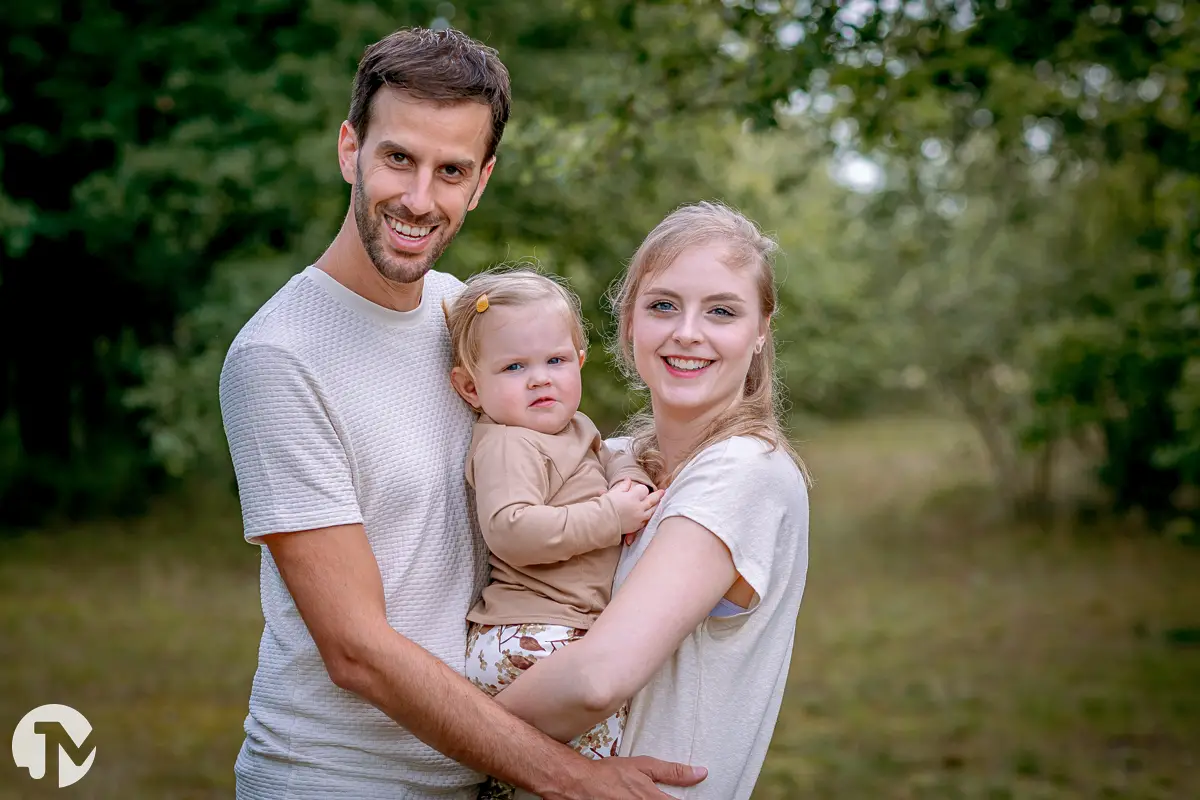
[649,300,675,312]
[711,307,735,317]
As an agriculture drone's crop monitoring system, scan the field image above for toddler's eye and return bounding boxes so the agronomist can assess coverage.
[503,363,523,371]
[548,357,564,365]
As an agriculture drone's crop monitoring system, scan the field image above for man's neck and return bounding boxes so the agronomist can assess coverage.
[314,218,424,313]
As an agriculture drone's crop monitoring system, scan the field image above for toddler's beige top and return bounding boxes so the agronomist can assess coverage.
[466,413,651,629]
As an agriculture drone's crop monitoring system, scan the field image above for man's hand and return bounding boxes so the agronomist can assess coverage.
[606,478,663,537]
[544,755,707,800]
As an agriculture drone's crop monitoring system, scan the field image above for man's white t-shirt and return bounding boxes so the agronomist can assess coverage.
[610,435,810,800]
[219,266,485,799]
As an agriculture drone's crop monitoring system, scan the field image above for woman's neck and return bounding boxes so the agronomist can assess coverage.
[652,396,738,475]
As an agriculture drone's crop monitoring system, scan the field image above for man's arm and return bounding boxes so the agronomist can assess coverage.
[264,522,706,799]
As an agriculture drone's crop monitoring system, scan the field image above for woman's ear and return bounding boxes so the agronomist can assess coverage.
[755,316,769,354]
[450,367,482,409]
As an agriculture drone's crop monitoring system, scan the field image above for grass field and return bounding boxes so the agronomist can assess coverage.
[2,416,1198,799]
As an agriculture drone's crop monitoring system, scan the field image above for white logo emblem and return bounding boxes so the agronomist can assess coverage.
[11,704,96,788]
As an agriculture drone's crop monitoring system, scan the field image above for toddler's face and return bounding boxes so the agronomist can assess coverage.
[456,302,584,435]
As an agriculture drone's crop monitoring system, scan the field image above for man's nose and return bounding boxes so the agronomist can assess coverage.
[402,169,437,217]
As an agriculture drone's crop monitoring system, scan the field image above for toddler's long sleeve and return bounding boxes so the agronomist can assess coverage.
[470,431,623,567]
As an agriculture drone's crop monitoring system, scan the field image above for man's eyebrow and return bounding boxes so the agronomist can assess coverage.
[644,287,747,304]
[374,140,476,172]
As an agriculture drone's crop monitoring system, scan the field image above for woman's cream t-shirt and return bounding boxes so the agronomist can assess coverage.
[610,435,810,800]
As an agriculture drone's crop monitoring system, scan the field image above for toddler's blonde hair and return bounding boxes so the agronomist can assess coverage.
[443,268,588,378]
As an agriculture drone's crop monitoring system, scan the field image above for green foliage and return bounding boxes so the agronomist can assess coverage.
[3,0,1199,529]
[807,0,1200,525]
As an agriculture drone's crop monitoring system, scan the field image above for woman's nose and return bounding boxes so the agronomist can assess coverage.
[672,314,703,345]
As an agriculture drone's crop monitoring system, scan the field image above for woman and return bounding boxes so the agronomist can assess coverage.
[495,201,812,799]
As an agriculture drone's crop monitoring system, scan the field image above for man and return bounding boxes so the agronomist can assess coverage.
[218,26,705,800]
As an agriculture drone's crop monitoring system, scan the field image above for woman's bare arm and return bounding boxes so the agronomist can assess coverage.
[494,516,739,740]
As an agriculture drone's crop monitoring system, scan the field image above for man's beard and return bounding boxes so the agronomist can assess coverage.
[353,163,466,284]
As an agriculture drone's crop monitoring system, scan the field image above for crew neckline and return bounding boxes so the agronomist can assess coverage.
[303,265,429,329]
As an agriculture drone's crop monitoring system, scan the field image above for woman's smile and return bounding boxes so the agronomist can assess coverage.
[661,355,715,378]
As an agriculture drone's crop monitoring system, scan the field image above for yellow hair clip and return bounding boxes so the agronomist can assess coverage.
[475,294,489,313]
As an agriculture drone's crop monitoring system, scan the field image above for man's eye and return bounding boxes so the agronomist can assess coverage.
[390,153,409,165]
[442,165,460,177]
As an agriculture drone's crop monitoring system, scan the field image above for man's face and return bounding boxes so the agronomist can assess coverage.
[339,90,495,284]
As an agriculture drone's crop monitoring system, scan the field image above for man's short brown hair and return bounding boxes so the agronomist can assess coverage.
[349,27,512,163]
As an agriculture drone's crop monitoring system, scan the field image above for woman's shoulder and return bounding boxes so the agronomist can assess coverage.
[662,435,805,509]
[602,435,633,455]
[688,435,803,480]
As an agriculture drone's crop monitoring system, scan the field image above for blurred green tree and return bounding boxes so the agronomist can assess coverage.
[799,0,1200,526]
[4,0,1198,532]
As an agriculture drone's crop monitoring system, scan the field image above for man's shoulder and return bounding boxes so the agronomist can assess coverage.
[226,268,324,355]
[423,269,466,301]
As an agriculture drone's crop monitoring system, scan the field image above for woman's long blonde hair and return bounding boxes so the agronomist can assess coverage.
[607,201,811,487]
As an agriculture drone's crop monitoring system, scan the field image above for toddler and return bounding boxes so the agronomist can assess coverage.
[442,269,661,785]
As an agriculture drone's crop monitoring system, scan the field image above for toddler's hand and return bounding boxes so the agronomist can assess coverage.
[607,478,664,538]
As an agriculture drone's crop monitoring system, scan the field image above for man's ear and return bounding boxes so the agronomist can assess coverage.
[578,349,587,369]
[337,121,359,185]
[450,366,482,409]
[467,156,497,211]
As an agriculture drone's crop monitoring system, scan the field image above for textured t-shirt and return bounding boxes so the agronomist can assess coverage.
[610,436,810,800]
[219,265,485,799]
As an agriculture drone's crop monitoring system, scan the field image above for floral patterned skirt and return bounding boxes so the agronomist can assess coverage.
[466,621,628,800]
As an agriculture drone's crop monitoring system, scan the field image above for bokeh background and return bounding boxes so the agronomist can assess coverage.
[3,1,1199,797]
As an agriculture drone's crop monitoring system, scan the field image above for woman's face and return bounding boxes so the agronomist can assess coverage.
[630,244,766,422]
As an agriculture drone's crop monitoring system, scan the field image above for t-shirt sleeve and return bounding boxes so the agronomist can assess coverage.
[219,342,362,543]
[657,438,806,605]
